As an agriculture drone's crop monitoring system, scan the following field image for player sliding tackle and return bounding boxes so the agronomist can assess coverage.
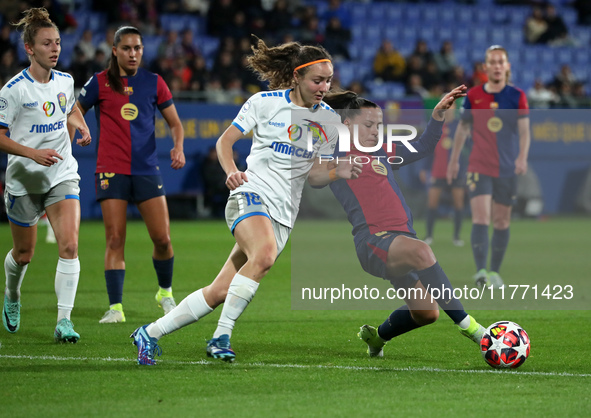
[322,86,487,357]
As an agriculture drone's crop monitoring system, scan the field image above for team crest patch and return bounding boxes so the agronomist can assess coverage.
[0,97,8,110]
[100,179,109,190]
[124,86,133,95]
[57,92,67,114]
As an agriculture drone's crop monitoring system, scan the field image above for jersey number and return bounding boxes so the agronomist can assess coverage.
[244,192,262,206]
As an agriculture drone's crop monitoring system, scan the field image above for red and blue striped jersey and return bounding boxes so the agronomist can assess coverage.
[461,84,529,178]
[330,118,444,238]
[78,68,173,175]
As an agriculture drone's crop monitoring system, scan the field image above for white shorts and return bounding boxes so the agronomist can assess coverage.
[225,191,291,255]
[4,179,80,226]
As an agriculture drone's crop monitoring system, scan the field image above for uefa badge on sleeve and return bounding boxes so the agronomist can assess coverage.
[57,92,67,114]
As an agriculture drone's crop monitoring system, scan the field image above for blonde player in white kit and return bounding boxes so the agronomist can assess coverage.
[0,8,91,342]
[132,38,362,365]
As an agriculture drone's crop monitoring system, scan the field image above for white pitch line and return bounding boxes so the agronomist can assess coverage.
[0,354,589,378]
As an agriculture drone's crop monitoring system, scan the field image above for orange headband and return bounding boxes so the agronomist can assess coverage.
[294,59,331,72]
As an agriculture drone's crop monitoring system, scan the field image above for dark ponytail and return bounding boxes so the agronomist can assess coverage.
[323,91,378,122]
[107,26,142,95]
[247,36,332,90]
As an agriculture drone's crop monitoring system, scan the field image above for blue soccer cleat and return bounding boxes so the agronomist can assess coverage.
[206,334,236,362]
[130,325,162,365]
[3,294,21,333]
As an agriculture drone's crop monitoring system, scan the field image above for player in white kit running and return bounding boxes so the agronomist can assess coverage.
[0,8,91,342]
[131,38,361,365]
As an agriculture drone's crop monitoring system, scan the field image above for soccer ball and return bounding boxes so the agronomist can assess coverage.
[480,321,530,369]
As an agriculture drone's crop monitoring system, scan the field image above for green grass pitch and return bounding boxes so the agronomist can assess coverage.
[0,218,589,417]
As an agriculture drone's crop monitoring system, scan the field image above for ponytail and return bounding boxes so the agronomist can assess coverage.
[247,36,332,90]
[323,91,378,122]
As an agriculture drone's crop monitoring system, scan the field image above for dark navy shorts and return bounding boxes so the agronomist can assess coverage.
[95,173,165,202]
[467,172,517,206]
[355,231,420,290]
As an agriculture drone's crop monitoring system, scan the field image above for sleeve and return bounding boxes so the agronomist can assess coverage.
[77,74,99,111]
[156,74,173,111]
[67,78,76,114]
[387,117,444,167]
[318,119,338,158]
[232,94,260,134]
[518,90,529,117]
[0,85,18,129]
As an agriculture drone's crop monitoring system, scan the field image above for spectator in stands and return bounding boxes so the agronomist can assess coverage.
[527,79,559,109]
[347,80,367,95]
[524,7,547,44]
[239,55,263,93]
[373,40,406,82]
[213,50,239,88]
[0,25,17,60]
[69,49,92,89]
[450,65,470,88]
[324,17,351,60]
[180,29,199,63]
[471,61,488,86]
[556,82,578,108]
[171,56,192,90]
[90,50,106,75]
[97,28,115,61]
[433,40,457,82]
[75,29,96,64]
[207,0,237,37]
[265,0,294,38]
[189,55,210,92]
[299,16,324,46]
[157,30,183,64]
[321,0,352,29]
[553,64,578,89]
[406,74,429,99]
[422,61,444,92]
[538,4,571,46]
[0,50,21,86]
[408,39,433,70]
[225,11,248,40]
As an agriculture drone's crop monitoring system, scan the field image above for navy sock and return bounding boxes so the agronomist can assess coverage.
[105,269,125,305]
[416,262,468,324]
[153,257,174,289]
[378,305,422,340]
[426,208,436,238]
[453,209,463,240]
[490,228,510,273]
[471,224,489,271]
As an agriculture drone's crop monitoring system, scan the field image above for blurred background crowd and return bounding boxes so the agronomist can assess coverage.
[0,0,590,108]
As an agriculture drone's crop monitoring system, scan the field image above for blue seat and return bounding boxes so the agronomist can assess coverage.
[337,62,355,87]
[199,36,220,59]
[403,7,421,23]
[141,35,161,65]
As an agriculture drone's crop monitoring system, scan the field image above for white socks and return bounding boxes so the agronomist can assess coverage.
[457,314,471,329]
[55,257,80,322]
[213,274,259,339]
[4,251,27,301]
[147,288,213,340]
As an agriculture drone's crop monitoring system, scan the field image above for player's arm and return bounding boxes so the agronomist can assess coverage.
[308,155,362,187]
[447,118,471,184]
[515,117,530,175]
[0,127,63,166]
[67,103,91,146]
[217,124,247,190]
[161,103,185,170]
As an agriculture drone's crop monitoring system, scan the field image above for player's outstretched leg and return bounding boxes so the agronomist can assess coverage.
[457,315,486,344]
[206,334,236,362]
[131,324,162,365]
[358,324,387,357]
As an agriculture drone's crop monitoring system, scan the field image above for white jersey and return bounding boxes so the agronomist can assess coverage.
[0,68,79,195]
[232,89,339,228]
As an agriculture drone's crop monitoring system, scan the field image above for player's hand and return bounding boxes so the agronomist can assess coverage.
[515,157,528,175]
[170,147,186,170]
[226,171,248,190]
[446,161,459,185]
[76,126,92,147]
[32,149,63,166]
[433,85,467,120]
[335,158,363,180]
